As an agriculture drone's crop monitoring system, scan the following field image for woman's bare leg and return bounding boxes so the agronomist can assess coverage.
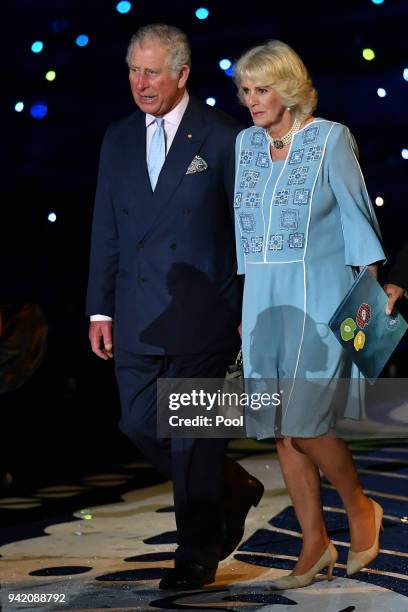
[292,436,375,552]
[276,437,330,574]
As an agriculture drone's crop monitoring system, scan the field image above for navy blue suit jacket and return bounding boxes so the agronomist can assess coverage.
[86,96,243,355]
[386,241,408,291]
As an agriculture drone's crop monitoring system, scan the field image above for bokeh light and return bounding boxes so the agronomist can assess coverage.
[14,102,24,113]
[31,41,44,54]
[219,58,232,71]
[206,97,216,106]
[75,34,89,47]
[375,196,384,206]
[116,1,132,14]
[45,71,56,82]
[403,68,408,82]
[371,0,384,4]
[377,87,386,97]
[401,149,408,160]
[51,19,69,34]
[362,48,375,61]
[48,212,57,223]
[30,102,48,119]
[195,8,209,20]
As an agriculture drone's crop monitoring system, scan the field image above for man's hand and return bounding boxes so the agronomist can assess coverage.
[89,321,113,360]
[384,283,405,315]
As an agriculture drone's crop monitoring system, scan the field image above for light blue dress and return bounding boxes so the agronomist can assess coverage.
[234,119,386,438]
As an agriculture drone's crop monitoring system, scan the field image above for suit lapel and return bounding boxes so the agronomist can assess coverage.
[135,97,209,242]
[119,112,153,223]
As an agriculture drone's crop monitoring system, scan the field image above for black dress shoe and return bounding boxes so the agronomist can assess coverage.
[220,473,264,560]
[159,561,217,590]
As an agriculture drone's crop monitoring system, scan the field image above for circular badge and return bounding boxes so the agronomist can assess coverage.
[340,317,356,341]
[354,330,366,351]
[356,303,371,328]
[386,314,400,331]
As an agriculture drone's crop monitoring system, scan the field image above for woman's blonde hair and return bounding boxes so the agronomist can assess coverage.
[233,40,317,119]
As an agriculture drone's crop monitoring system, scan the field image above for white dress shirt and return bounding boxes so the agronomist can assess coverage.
[91,91,190,322]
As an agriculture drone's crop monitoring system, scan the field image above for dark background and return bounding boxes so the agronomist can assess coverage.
[2,0,408,481]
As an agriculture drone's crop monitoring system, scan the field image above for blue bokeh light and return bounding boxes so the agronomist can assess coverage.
[402,149,408,160]
[206,97,216,106]
[371,0,384,4]
[51,19,69,33]
[225,66,234,77]
[377,87,387,98]
[48,212,57,223]
[219,58,232,71]
[75,34,89,47]
[15,102,24,112]
[195,8,209,20]
[30,102,48,119]
[116,1,132,13]
[31,41,44,54]
[403,68,408,82]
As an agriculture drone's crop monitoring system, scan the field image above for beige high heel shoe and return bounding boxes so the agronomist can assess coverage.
[347,498,384,576]
[269,542,338,590]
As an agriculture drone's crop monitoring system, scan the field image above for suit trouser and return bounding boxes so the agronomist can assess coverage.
[114,348,236,567]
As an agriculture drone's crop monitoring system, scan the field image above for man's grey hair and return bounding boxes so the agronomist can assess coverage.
[126,24,191,75]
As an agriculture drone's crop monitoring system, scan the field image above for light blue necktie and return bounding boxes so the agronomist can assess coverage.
[147,118,165,190]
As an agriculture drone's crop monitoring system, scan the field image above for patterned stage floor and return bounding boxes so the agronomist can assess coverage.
[1,439,407,611]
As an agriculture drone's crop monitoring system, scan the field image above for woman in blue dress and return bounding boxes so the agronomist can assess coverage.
[233,40,386,589]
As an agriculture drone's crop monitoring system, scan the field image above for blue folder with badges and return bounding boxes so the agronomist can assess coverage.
[328,267,408,381]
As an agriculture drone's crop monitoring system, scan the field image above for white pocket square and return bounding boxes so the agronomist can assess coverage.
[186,155,208,175]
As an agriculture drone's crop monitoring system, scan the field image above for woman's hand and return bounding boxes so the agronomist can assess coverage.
[384,283,405,315]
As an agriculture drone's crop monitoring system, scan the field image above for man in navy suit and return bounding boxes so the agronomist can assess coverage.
[86,24,263,590]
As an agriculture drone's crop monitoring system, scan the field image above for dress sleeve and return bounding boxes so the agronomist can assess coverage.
[328,123,386,267]
[234,130,246,275]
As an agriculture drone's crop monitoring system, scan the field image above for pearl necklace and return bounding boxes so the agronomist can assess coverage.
[267,117,302,149]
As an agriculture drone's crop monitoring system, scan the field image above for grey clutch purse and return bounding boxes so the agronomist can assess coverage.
[222,348,244,421]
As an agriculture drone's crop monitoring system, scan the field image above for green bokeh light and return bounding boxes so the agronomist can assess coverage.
[45,70,56,81]
[362,48,375,61]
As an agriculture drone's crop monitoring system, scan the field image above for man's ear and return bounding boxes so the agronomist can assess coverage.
[178,65,190,89]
